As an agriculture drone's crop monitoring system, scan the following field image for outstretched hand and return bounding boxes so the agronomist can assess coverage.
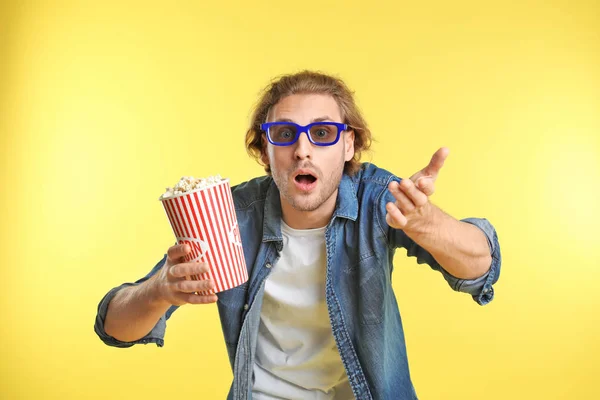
[385,147,449,230]
[408,147,449,195]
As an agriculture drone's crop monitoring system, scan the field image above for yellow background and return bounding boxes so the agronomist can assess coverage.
[1,0,598,399]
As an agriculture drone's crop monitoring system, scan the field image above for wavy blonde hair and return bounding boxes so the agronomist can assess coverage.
[245,70,372,176]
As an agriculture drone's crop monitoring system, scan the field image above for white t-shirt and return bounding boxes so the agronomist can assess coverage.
[252,220,354,400]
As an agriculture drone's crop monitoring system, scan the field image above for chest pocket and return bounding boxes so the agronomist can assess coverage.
[344,253,388,325]
[216,281,249,347]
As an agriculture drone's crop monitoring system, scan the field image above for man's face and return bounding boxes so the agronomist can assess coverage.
[261,93,355,214]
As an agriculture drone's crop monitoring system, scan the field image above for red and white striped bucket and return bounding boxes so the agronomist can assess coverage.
[160,179,248,294]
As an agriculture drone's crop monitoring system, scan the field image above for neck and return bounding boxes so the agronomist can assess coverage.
[280,189,338,229]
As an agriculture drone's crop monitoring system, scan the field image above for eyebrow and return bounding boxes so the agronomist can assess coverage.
[273,116,334,124]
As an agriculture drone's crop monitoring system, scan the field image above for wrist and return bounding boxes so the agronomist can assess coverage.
[142,275,170,309]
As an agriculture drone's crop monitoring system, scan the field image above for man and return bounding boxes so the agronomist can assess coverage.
[95,71,501,400]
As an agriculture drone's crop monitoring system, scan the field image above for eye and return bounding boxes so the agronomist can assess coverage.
[314,129,328,138]
[310,124,336,141]
[271,125,296,142]
[280,129,294,139]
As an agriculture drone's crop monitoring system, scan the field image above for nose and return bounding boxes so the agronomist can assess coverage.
[293,131,313,161]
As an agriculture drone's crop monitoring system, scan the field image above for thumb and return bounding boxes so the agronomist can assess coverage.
[425,147,449,177]
[167,243,191,263]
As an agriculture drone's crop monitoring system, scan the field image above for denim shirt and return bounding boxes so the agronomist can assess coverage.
[95,163,502,400]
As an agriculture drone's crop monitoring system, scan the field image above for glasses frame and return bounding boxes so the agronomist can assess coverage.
[260,121,348,146]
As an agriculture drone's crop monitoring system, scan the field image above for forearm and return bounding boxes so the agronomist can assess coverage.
[104,275,171,343]
[404,203,492,280]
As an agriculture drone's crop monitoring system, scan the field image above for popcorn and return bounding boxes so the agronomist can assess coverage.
[160,174,223,199]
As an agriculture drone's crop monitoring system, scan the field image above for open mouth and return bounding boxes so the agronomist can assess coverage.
[293,172,318,191]
[294,174,317,184]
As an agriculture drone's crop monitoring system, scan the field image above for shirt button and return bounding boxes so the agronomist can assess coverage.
[243,304,249,310]
[482,288,489,294]
[265,262,272,269]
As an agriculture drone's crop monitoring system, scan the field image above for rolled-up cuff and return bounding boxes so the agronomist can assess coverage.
[460,218,502,305]
[94,283,167,348]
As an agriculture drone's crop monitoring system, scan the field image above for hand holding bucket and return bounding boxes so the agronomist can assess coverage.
[160,178,248,295]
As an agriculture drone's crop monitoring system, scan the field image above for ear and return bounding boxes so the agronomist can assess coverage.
[344,129,355,162]
[260,133,270,165]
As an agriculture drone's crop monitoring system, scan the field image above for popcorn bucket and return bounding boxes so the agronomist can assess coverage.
[160,178,248,294]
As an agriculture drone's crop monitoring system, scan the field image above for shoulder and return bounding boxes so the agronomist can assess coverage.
[352,162,401,189]
[231,175,273,209]
[351,163,404,216]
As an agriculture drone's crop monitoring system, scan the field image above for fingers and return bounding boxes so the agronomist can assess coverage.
[170,261,210,278]
[399,179,427,206]
[175,278,215,293]
[167,244,191,263]
[389,181,416,213]
[416,176,435,196]
[184,294,219,304]
[386,179,432,229]
[385,202,407,229]
[389,180,428,211]
[424,147,449,177]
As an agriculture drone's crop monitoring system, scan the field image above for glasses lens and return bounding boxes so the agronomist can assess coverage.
[309,124,339,144]
[269,124,298,144]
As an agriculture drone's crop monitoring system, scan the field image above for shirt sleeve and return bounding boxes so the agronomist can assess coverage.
[378,176,502,305]
[94,254,180,347]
